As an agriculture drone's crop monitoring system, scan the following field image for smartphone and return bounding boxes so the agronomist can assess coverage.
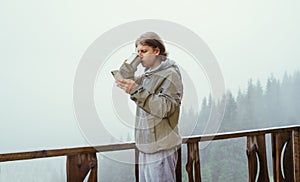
[110,70,123,80]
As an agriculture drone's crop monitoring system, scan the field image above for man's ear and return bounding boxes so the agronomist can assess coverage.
[154,47,160,55]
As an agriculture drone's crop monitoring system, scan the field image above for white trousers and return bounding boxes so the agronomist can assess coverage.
[139,147,178,182]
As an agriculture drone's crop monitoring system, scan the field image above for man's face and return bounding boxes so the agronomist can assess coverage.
[136,43,160,68]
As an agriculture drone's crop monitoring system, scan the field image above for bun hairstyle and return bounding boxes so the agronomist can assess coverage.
[135,32,168,58]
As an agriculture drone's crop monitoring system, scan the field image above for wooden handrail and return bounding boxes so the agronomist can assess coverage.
[0,142,136,163]
[182,125,300,143]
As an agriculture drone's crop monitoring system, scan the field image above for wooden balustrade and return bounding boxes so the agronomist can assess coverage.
[0,125,299,181]
[246,134,269,182]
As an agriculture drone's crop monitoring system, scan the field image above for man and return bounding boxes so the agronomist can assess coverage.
[116,32,183,182]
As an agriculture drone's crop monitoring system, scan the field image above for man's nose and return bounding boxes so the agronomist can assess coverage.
[138,52,143,58]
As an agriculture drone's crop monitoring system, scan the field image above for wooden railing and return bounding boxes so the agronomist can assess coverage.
[0,125,299,182]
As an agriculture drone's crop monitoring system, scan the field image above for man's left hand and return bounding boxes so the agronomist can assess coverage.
[116,78,137,94]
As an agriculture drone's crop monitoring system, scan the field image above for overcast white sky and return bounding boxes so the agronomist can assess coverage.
[0,0,299,153]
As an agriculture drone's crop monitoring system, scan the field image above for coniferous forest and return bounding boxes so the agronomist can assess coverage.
[186,70,300,181]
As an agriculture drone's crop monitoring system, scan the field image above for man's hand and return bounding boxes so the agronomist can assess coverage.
[116,78,137,94]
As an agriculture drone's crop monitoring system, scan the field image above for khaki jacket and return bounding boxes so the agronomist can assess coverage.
[119,58,183,153]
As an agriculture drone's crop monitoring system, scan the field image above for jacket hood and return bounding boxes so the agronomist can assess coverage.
[144,57,177,76]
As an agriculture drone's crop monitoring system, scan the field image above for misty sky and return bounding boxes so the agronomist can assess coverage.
[0,0,299,154]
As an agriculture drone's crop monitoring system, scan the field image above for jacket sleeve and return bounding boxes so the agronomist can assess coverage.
[129,70,183,119]
[118,62,143,85]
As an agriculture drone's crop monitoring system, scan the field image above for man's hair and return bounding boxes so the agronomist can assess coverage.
[135,32,168,57]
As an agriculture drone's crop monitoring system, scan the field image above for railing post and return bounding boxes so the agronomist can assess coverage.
[271,131,294,182]
[186,142,201,182]
[246,134,269,182]
[293,128,300,182]
[176,146,182,182]
[66,152,98,182]
[135,147,139,182]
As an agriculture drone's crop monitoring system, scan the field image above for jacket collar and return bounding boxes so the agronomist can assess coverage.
[144,58,176,76]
